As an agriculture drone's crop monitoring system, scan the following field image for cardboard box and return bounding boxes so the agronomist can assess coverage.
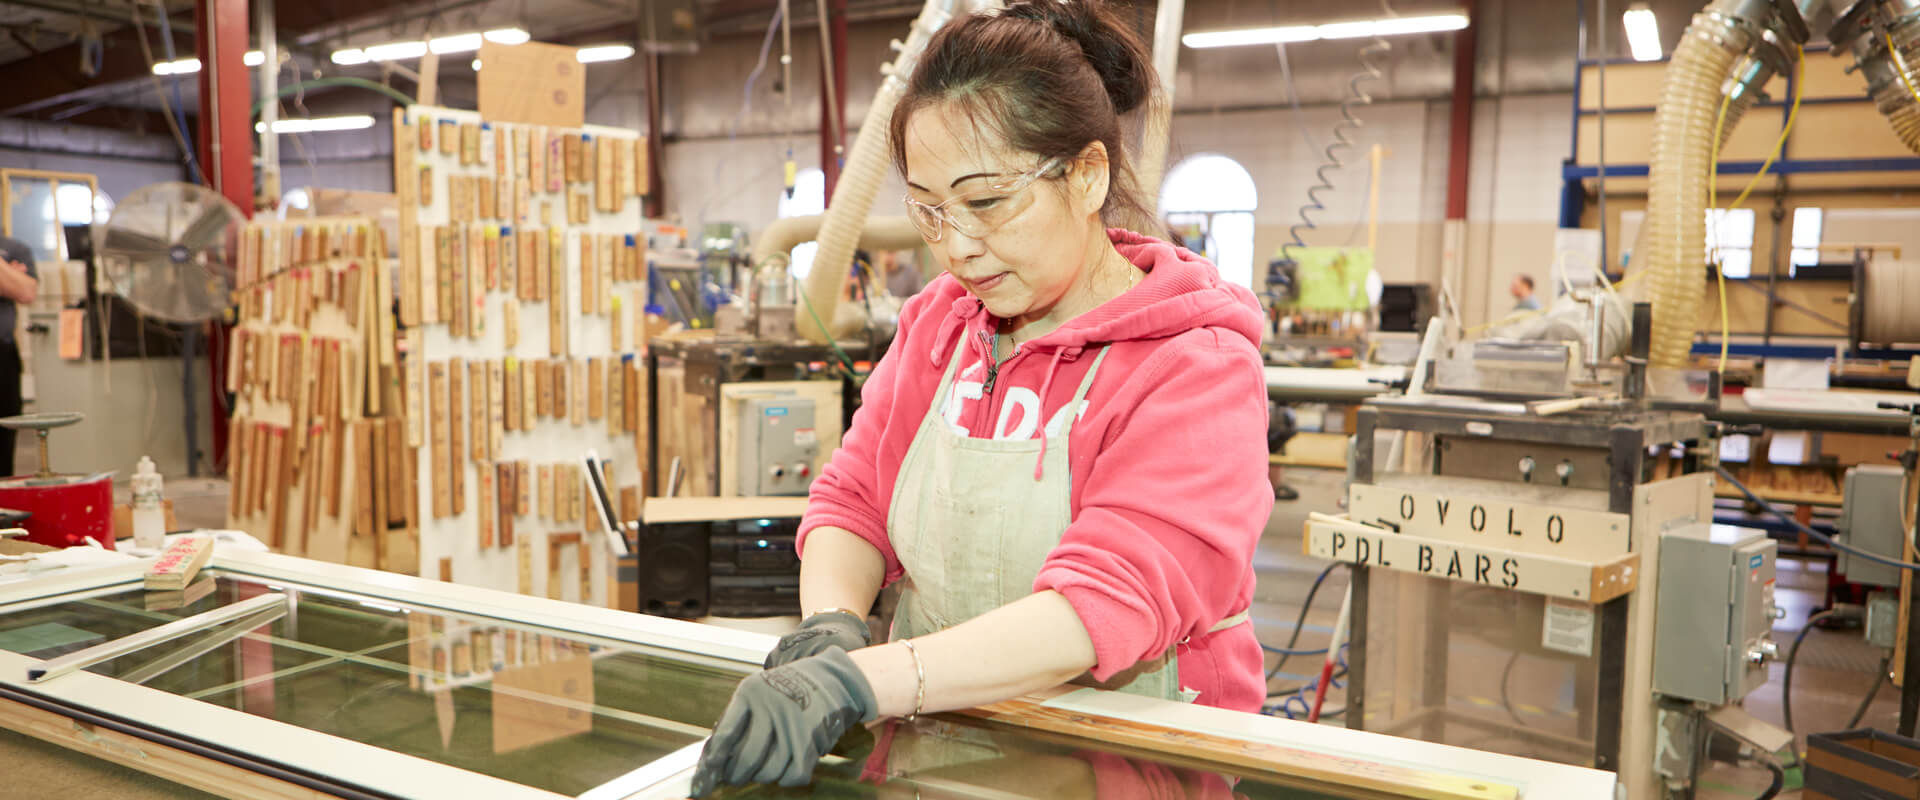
[477,42,585,128]
[1807,728,1920,800]
[111,500,177,544]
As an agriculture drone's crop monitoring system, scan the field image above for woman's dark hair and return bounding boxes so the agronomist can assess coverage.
[888,0,1157,230]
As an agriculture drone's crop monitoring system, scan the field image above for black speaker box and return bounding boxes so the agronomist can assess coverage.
[635,521,710,618]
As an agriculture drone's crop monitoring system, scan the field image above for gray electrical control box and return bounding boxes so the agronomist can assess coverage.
[736,396,820,497]
[1839,465,1905,588]
[1653,523,1777,705]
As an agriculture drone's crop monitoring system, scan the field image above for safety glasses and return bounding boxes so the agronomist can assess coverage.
[902,157,1067,242]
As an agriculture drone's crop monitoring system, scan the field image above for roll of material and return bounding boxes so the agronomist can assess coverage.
[1862,258,1920,345]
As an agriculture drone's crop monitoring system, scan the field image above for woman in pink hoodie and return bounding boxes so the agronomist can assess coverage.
[692,0,1272,792]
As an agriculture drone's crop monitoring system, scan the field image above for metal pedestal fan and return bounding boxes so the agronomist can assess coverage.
[96,182,243,477]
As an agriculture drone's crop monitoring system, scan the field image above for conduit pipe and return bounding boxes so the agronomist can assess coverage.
[797,0,979,344]
[1135,0,1186,212]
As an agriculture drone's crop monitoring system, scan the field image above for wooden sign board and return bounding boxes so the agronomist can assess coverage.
[476,42,585,128]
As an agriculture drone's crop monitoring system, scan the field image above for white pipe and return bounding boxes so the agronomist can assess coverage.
[750,214,925,272]
[1135,0,1186,212]
[798,0,975,344]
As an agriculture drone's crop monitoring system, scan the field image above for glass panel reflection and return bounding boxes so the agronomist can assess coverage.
[1,573,748,796]
[709,716,1378,800]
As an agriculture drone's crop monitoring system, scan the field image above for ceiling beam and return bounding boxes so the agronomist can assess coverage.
[0,21,188,117]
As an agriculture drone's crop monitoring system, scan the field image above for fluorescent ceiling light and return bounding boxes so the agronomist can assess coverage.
[363,40,429,61]
[151,58,199,75]
[1623,4,1662,61]
[255,115,376,134]
[1183,13,1469,49]
[153,50,268,74]
[576,44,635,63]
[331,48,369,65]
[472,59,483,70]
[429,32,483,54]
[1182,26,1315,48]
[483,27,530,44]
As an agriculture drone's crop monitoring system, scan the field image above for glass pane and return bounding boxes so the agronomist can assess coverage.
[4,177,63,264]
[1706,209,1753,250]
[1161,154,1258,214]
[719,715,1373,800]
[1214,211,1256,291]
[1790,248,1821,269]
[1790,207,1822,249]
[1719,250,1751,279]
[2,574,750,796]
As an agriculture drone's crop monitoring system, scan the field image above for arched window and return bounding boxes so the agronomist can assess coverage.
[1160,154,1257,290]
[777,167,825,278]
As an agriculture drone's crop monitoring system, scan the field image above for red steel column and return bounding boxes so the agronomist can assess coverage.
[819,0,848,199]
[1444,0,1477,221]
[196,0,250,471]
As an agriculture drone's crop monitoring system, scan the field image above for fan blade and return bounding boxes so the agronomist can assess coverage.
[176,202,235,254]
[100,225,172,259]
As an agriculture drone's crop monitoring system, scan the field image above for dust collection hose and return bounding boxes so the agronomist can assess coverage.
[1642,0,1765,369]
[798,0,979,344]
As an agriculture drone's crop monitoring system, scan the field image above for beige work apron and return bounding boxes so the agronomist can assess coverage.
[886,336,1247,703]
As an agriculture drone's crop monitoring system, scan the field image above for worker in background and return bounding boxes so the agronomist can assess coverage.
[880,249,924,298]
[692,0,1271,791]
[0,238,38,477]
[1510,273,1541,311]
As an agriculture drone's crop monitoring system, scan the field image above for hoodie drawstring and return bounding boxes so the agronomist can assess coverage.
[1033,347,1069,481]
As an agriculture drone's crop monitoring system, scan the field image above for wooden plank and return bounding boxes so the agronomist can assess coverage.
[479,463,496,550]
[267,427,290,549]
[449,358,466,516]
[385,415,408,528]
[488,359,505,460]
[470,359,489,464]
[354,420,376,543]
[954,689,1518,800]
[503,359,522,435]
[501,228,518,299]
[549,230,566,356]
[534,360,552,418]
[570,360,586,427]
[369,419,388,567]
[430,362,451,518]
[499,462,517,548]
[605,357,621,436]
[579,234,595,315]
[517,536,534,595]
[434,226,453,327]
[406,354,426,448]
[597,235,613,314]
[538,464,553,520]
[517,462,532,516]
[0,696,340,800]
[450,225,469,338]
[520,357,537,430]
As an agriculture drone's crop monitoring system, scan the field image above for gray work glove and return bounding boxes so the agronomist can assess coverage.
[764,611,871,668]
[691,648,879,796]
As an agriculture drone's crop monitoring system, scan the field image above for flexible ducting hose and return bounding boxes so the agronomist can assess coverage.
[1643,2,1759,368]
[1868,21,1920,153]
[798,0,974,344]
[750,215,925,274]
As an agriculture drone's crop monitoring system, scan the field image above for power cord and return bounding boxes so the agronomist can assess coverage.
[1715,466,1920,573]
[1263,561,1347,682]
[1781,606,1857,735]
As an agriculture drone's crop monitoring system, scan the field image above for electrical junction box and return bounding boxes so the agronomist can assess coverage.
[736,396,819,497]
[1654,523,1777,705]
[1839,465,1905,588]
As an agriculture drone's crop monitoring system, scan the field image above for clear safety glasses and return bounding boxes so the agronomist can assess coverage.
[902,157,1067,242]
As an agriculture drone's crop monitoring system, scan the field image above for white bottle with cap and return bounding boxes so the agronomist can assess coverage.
[131,456,166,551]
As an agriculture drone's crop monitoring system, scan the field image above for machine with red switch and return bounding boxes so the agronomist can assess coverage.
[0,413,115,550]
[734,396,820,497]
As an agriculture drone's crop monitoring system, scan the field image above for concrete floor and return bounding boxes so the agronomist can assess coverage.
[97,471,1909,797]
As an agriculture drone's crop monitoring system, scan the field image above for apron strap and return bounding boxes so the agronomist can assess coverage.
[927,332,975,420]
[1207,609,1252,634]
[1052,345,1111,439]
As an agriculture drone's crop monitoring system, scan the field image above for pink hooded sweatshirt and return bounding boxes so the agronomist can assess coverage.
[799,229,1272,712]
